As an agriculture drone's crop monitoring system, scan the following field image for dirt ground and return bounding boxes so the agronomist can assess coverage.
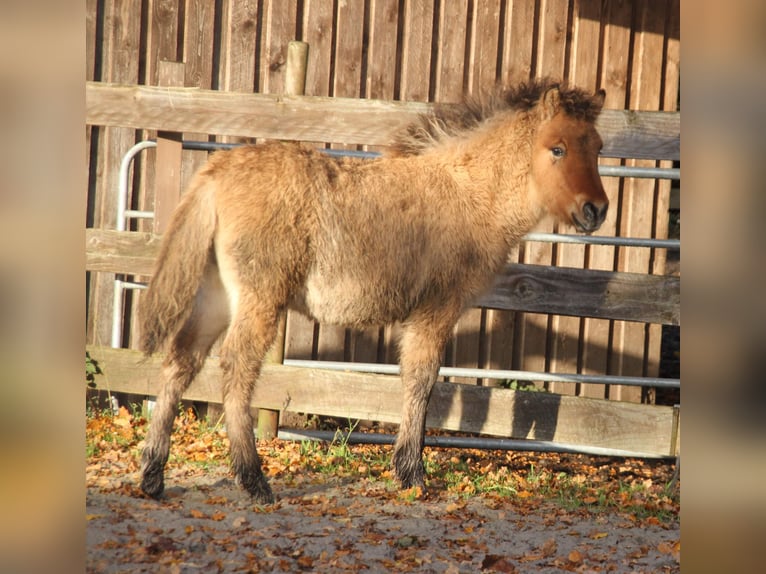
[87,460,679,573]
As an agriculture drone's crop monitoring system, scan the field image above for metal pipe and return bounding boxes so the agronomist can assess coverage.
[117,141,158,232]
[598,165,679,180]
[523,232,680,250]
[112,141,158,348]
[277,429,671,459]
[281,359,680,389]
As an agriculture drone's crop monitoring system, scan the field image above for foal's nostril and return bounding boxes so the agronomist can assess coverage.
[583,202,598,223]
[583,201,608,226]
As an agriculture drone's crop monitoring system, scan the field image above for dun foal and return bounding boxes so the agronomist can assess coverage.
[139,79,609,503]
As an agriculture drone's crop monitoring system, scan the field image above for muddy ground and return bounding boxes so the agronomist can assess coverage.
[87,459,679,573]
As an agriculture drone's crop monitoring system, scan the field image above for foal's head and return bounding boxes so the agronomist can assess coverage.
[529,85,608,233]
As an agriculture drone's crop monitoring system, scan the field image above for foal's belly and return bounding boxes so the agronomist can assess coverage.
[297,270,422,327]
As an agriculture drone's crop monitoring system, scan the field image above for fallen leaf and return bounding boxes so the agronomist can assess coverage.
[568,549,583,564]
[540,538,557,557]
[481,554,517,573]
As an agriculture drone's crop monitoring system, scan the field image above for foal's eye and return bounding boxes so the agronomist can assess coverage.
[551,147,565,158]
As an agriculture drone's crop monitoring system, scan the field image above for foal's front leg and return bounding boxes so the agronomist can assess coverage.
[392,320,451,491]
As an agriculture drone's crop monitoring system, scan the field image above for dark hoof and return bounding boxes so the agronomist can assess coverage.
[239,473,274,505]
[140,471,165,499]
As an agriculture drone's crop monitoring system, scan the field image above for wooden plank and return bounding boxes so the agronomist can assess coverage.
[87,345,676,457]
[580,0,633,398]
[286,3,330,361]
[137,0,181,237]
[302,0,334,96]
[515,0,571,387]
[86,229,160,275]
[330,0,380,365]
[491,0,536,381]
[85,229,679,326]
[396,0,435,102]
[467,0,501,94]
[449,0,499,384]
[218,1,259,93]
[85,82,680,160]
[260,0,298,94]
[181,0,217,190]
[500,0,535,84]
[610,0,669,403]
[478,264,680,326]
[433,0,468,101]
[365,0,400,101]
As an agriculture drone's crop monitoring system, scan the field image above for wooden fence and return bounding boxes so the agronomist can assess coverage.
[85,1,680,456]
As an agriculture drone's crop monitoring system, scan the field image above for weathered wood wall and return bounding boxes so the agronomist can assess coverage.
[86,0,680,405]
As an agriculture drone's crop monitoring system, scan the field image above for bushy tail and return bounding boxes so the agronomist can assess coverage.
[139,178,217,355]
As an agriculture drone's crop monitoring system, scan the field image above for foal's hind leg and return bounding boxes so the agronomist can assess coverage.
[141,267,229,498]
[218,296,280,504]
[392,312,457,491]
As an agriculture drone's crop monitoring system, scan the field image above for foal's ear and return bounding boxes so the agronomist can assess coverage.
[540,86,561,121]
[593,89,606,110]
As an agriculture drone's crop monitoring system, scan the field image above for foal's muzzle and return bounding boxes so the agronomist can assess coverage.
[574,201,608,233]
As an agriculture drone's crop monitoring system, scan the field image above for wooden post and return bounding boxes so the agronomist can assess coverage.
[257,41,309,441]
[153,61,186,233]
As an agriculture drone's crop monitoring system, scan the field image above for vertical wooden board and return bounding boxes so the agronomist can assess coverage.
[455,1,500,381]
[145,0,181,84]
[86,0,142,346]
[432,0,468,101]
[218,1,260,93]
[314,0,367,363]
[333,0,365,97]
[366,0,400,100]
[515,0,570,384]
[181,0,217,190]
[86,0,98,81]
[260,0,299,94]
[500,0,535,84]
[302,0,334,96]
[548,0,599,397]
[579,0,632,396]
[483,308,516,387]
[286,1,334,362]
[535,0,569,78]
[85,0,99,200]
[365,0,402,364]
[284,311,318,360]
[493,0,535,381]
[138,0,181,234]
[608,0,667,402]
[399,0,435,101]
[429,0,473,382]
[336,0,386,364]
[498,0,537,382]
[466,0,501,94]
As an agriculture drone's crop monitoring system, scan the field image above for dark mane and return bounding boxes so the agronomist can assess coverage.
[390,78,603,156]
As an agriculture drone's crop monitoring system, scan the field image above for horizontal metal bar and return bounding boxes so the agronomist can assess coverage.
[523,232,680,250]
[281,359,680,389]
[320,148,381,159]
[123,209,155,219]
[277,429,671,459]
[598,165,679,180]
[114,279,147,290]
